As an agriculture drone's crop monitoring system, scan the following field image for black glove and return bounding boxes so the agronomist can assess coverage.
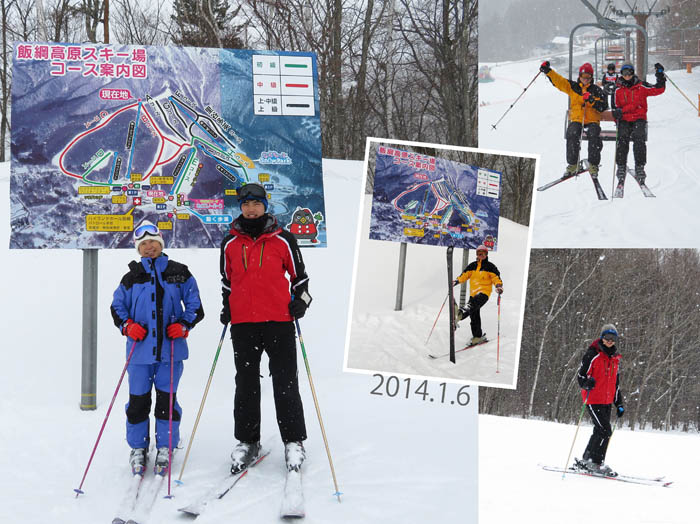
[654,62,664,73]
[540,61,551,74]
[495,284,503,295]
[616,405,625,418]
[582,376,596,391]
[452,279,460,287]
[612,108,622,121]
[289,297,309,319]
[220,306,230,325]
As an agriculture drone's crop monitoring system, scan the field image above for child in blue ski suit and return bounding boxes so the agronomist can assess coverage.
[111,220,204,473]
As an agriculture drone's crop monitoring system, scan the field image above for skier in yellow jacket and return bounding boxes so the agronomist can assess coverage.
[540,61,608,178]
[453,244,503,345]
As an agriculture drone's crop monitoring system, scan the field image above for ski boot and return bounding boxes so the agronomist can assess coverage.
[565,164,579,176]
[615,164,626,182]
[469,335,486,346]
[596,463,618,477]
[154,447,170,475]
[588,164,599,178]
[129,448,148,475]
[231,441,261,475]
[284,441,306,472]
[456,304,470,323]
[634,165,646,184]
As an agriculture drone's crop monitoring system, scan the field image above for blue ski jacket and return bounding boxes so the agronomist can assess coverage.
[111,254,204,365]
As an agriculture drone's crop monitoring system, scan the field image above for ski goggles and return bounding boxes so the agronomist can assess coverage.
[579,73,592,80]
[602,333,618,342]
[620,66,634,76]
[133,223,160,240]
[476,249,488,256]
[236,183,267,202]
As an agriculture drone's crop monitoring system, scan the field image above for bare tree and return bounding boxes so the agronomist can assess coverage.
[79,0,104,42]
[1,0,16,161]
[112,0,170,46]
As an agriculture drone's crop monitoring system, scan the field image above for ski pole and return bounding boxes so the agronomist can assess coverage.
[294,318,342,502]
[165,330,175,499]
[491,70,542,130]
[176,323,228,485]
[425,294,448,345]
[74,340,137,497]
[562,390,590,480]
[665,73,700,113]
[611,115,620,201]
[496,294,501,374]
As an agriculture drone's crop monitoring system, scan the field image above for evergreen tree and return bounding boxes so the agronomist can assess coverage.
[171,0,246,49]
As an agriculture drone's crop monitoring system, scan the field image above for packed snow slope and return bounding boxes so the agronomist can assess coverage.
[479,58,700,248]
[480,414,698,524]
[346,195,528,387]
[0,160,478,523]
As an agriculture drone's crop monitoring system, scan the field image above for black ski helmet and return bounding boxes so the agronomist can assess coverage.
[236,182,268,211]
[607,62,616,71]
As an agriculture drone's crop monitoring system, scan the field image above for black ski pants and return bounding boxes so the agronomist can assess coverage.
[230,321,307,444]
[615,119,647,167]
[566,122,602,167]
[583,403,613,464]
[461,293,489,338]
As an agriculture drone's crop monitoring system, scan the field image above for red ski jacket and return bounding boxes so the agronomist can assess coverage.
[220,215,309,324]
[577,339,622,405]
[614,76,665,122]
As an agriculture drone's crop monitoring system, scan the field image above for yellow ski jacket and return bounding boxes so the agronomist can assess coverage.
[545,69,608,124]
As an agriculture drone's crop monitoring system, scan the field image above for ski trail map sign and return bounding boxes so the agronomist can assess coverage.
[369,146,501,250]
[10,42,325,249]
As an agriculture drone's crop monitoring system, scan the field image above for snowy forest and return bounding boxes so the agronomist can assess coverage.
[364,141,535,226]
[480,248,700,433]
[0,0,478,162]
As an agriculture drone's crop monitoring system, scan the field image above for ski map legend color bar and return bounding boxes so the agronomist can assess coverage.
[253,55,315,116]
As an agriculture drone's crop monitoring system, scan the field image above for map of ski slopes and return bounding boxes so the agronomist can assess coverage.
[10,42,325,249]
[369,146,501,250]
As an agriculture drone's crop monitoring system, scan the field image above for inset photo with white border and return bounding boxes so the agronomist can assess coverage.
[344,138,539,388]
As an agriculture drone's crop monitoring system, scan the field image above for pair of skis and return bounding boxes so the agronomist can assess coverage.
[177,449,305,519]
[428,337,490,359]
[541,461,672,488]
[613,167,656,198]
[537,159,608,200]
[538,160,655,200]
[112,469,167,524]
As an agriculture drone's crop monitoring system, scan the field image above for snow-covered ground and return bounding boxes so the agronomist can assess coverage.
[0,159,478,523]
[345,194,529,388]
[479,58,700,248]
[480,414,699,524]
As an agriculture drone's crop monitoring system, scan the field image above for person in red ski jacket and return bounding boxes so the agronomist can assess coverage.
[576,323,624,476]
[219,182,312,475]
[612,63,666,184]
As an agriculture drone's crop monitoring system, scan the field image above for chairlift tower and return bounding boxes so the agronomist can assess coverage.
[608,1,670,74]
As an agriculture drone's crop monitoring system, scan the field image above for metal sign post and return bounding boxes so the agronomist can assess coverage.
[80,249,98,410]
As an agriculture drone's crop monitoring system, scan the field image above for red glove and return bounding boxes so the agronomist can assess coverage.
[166,322,189,339]
[582,92,593,104]
[122,319,147,341]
